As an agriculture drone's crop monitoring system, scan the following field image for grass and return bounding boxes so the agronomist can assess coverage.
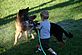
[0,0,82,55]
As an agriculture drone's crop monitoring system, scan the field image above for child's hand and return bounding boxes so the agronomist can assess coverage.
[36,25,40,29]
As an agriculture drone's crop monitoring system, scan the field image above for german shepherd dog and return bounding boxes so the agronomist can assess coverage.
[14,7,36,45]
[34,22,73,47]
[50,23,73,47]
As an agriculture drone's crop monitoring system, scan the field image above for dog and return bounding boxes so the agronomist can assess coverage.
[50,23,73,47]
[14,7,73,47]
[14,7,36,45]
[33,21,73,47]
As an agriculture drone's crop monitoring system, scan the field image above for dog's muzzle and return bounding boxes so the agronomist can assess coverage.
[25,21,34,27]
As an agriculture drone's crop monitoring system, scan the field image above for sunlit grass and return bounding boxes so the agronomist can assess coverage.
[0,0,82,55]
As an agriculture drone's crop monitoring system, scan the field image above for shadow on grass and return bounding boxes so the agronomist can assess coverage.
[1,18,82,55]
[0,0,82,26]
[72,4,82,12]
[30,0,56,10]
[0,13,16,25]
[0,38,39,55]
[0,0,55,26]
[29,0,82,14]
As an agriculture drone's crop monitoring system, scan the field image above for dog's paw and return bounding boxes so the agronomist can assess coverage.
[31,37,35,40]
[13,43,16,46]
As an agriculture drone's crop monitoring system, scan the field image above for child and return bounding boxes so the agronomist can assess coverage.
[36,10,57,55]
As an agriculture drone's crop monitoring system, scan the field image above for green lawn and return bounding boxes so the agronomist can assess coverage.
[0,0,82,55]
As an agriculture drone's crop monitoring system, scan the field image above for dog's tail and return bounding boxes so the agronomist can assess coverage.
[63,30,73,38]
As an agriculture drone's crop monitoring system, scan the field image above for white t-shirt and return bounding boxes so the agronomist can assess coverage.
[40,20,50,39]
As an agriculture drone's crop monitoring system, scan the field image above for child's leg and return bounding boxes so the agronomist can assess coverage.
[36,39,49,52]
[41,38,57,55]
[48,48,57,55]
[40,38,50,50]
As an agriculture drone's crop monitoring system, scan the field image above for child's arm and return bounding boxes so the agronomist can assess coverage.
[36,25,41,29]
[36,22,42,29]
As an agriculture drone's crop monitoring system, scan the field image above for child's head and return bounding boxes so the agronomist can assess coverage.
[40,10,49,21]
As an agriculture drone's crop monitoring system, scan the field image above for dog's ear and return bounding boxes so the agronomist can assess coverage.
[18,9,24,16]
[33,15,36,18]
[34,20,38,23]
[29,15,37,20]
[32,15,37,20]
[26,7,29,11]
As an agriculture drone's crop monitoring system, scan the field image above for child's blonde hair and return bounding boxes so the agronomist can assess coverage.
[40,10,49,19]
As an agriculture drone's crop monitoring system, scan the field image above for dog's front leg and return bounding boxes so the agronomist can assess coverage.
[18,32,23,39]
[31,33,35,39]
[24,31,28,41]
[29,27,35,39]
[14,30,20,45]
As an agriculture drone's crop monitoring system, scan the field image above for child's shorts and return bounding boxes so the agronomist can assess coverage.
[40,38,50,50]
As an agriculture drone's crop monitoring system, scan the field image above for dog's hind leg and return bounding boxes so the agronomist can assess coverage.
[55,33,65,48]
[18,32,23,39]
[14,30,20,45]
